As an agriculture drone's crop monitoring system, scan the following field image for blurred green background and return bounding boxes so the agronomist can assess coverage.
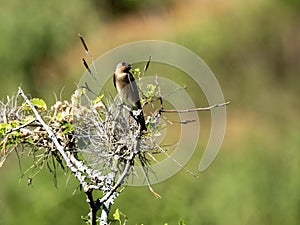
[1,0,300,224]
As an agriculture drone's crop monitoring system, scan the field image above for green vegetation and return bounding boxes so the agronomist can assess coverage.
[1,0,299,224]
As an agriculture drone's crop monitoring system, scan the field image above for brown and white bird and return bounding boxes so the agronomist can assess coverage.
[113,61,147,131]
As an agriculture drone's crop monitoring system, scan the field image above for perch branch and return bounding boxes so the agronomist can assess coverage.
[86,190,97,225]
[160,101,230,113]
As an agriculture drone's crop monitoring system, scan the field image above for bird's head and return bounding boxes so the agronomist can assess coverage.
[115,61,132,73]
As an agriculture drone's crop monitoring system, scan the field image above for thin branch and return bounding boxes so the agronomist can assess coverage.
[97,156,132,205]
[86,190,97,225]
[155,75,163,110]
[137,158,161,199]
[5,119,36,134]
[156,144,198,178]
[160,101,230,113]
[100,200,112,225]
[162,85,187,99]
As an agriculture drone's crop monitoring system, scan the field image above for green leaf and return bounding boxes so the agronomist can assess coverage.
[113,208,120,220]
[113,208,121,222]
[92,95,104,104]
[22,115,35,123]
[0,121,20,134]
[178,219,186,225]
[0,123,11,134]
[31,98,47,110]
[80,215,91,225]
[60,121,75,134]
[144,84,157,98]
[132,67,141,78]
[26,138,35,144]
[112,208,128,225]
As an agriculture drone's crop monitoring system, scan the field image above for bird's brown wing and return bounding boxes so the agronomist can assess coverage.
[126,73,146,131]
[126,72,142,109]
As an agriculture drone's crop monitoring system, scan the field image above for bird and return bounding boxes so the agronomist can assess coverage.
[113,61,147,131]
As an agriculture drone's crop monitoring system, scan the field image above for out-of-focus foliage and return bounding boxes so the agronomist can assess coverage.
[0,0,98,97]
[276,0,300,11]
[91,0,178,17]
[174,0,300,127]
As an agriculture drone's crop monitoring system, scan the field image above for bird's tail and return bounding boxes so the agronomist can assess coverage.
[137,111,147,131]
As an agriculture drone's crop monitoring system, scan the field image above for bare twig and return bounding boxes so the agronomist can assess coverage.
[162,85,187,100]
[5,119,36,134]
[160,101,230,113]
[155,75,163,110]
